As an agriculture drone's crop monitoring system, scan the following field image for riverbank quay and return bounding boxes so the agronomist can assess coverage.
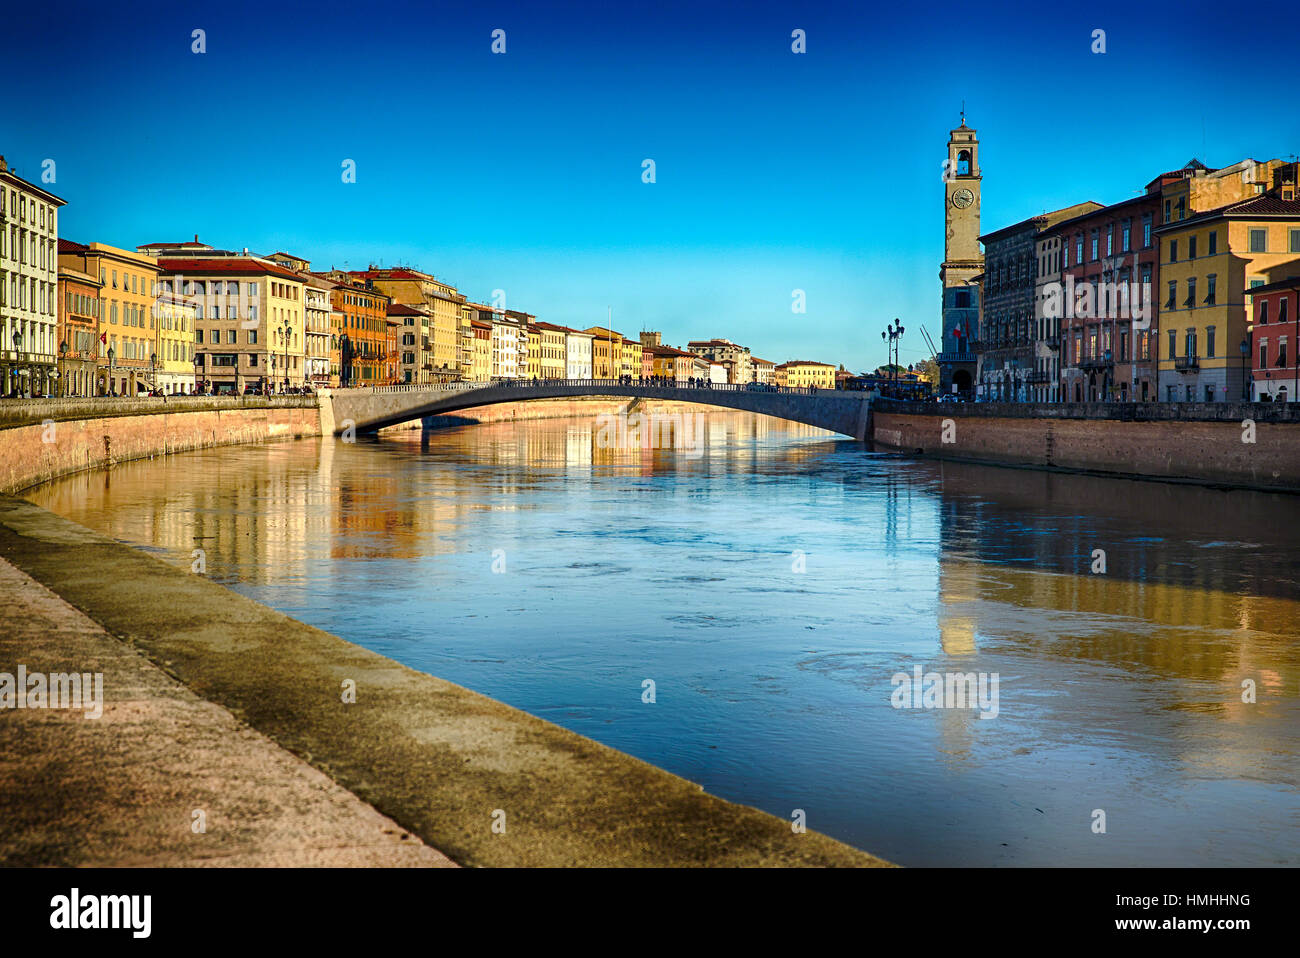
[0,552,453,867]
[0,495,889,867]
[872,398,1300,492]
[0,396,320,495]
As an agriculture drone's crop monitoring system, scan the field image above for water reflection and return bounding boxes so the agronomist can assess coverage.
[27,411,1300,866]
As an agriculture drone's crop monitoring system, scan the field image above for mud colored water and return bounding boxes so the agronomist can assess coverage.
[28,412,1300,866]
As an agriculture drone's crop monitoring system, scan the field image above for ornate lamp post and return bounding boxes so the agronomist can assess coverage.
[107,346,116,396]
[881,318,905,388]
[278,320,292,392]
[59,341,68,397]
[151,352,158,396]
[13,330,23,398]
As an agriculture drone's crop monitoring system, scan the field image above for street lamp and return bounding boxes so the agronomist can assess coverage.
[150,352,158,396]
[59,341,68,397]
[881,319,905,388]
[1240,337,1250,401]
[278,320,292,392]
[107,346,116,396]
[13,330,23,398]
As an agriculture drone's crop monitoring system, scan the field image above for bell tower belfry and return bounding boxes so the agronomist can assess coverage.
[941,117,982,289]
[938,114,984,397]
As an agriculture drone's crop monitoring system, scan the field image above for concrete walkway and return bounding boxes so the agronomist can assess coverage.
[0,554,454,867]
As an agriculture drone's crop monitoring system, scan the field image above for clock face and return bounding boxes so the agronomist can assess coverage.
[952,188,974,209]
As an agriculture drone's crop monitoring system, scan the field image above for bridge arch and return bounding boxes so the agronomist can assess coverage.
[321,380,873,440]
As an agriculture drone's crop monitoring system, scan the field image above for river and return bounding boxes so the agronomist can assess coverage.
[26,409,1300,866]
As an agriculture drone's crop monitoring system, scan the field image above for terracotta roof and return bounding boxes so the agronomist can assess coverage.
[156,257,303,279]
[58,238,88,253]
[386,303,426,316]
[777,360,834,368]
[1154,194,1300,232]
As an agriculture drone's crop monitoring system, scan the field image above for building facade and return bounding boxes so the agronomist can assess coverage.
[1248,274,1300,402]
[2,158,66,396]
[777,360,835,389]
[976,202,1102,401]
[564,326,593,378]
[56,265,100,396]
[1156,192,1300,402]
[157,257,305,394]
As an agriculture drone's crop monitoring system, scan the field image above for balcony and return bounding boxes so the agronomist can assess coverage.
[1174,355,1199,372]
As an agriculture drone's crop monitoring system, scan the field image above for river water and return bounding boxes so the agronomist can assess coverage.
[27,410,1300,866]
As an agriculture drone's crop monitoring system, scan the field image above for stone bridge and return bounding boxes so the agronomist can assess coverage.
[320,380,874,440]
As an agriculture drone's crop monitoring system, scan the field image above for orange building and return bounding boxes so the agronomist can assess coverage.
[317,272,389,385]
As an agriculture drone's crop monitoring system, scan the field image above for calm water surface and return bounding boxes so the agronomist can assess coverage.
[28,412,1300,866]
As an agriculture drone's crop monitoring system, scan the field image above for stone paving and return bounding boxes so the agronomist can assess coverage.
[0,555,455,867]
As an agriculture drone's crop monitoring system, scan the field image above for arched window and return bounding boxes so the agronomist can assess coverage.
[956,150,971,175]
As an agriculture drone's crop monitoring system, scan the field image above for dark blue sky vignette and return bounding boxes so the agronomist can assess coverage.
[8,0,1296,370]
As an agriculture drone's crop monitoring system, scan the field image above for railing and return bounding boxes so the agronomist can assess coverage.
[1174,355,1199,371]
[343,378,845,397]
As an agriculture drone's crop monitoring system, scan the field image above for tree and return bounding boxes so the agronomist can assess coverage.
[914,355,939,386]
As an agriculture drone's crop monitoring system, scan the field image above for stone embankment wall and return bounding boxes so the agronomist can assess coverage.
[0,398,320,494]
[871,399,1300,491]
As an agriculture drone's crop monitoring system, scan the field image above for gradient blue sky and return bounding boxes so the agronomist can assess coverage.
[9,0,1297,371]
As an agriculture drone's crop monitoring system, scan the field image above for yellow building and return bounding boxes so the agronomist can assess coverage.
[776,360,836,388]
[525,323,541,378]
[57,241,161,395]
[469,318,492,381]
[585,326,624,378]
[533,322,567,379]
[152,292,197,393]
[1155,191,1300,403]
[621,337,643,378]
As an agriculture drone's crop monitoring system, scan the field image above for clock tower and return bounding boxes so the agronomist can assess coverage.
[938,116,983,397]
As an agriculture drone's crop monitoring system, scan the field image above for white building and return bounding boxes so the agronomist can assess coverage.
[564,327,594,379]
[490,313,523,379]
[1,156,66,397]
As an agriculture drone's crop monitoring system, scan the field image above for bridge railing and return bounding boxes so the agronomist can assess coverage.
[337,378,842,397]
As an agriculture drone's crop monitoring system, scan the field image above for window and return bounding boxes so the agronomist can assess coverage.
[227,330,237,344]
[1142,214,1152,248]
[1205,274,1217,305]
[1205,385,1215,402]
[1260,339,1268,368]
[248,330,258,344]
[1106,230,1113,256]
[1208,230,1217,255]
[1188,235,1197,259]
[1164,200,1171,221]
[1185,330,1197,359]
[1282,297,1290,325]
[1169,240,1178,262]
[1291,229,1300,253]
[1122,220,1131,251]
[1168,329,1176,358]
[1259,300,1270,324]
[1206,327,1216,359]
[1076,236,1084,263]
[1090,229,1099,260]
[1280,338,1289,368]
[1184,278,1197,307]
[1249,229,1267,253]
[249,354,258,367]
[1166,281,1177,310]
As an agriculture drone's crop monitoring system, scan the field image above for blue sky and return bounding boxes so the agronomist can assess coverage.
[9,0,1297,371]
